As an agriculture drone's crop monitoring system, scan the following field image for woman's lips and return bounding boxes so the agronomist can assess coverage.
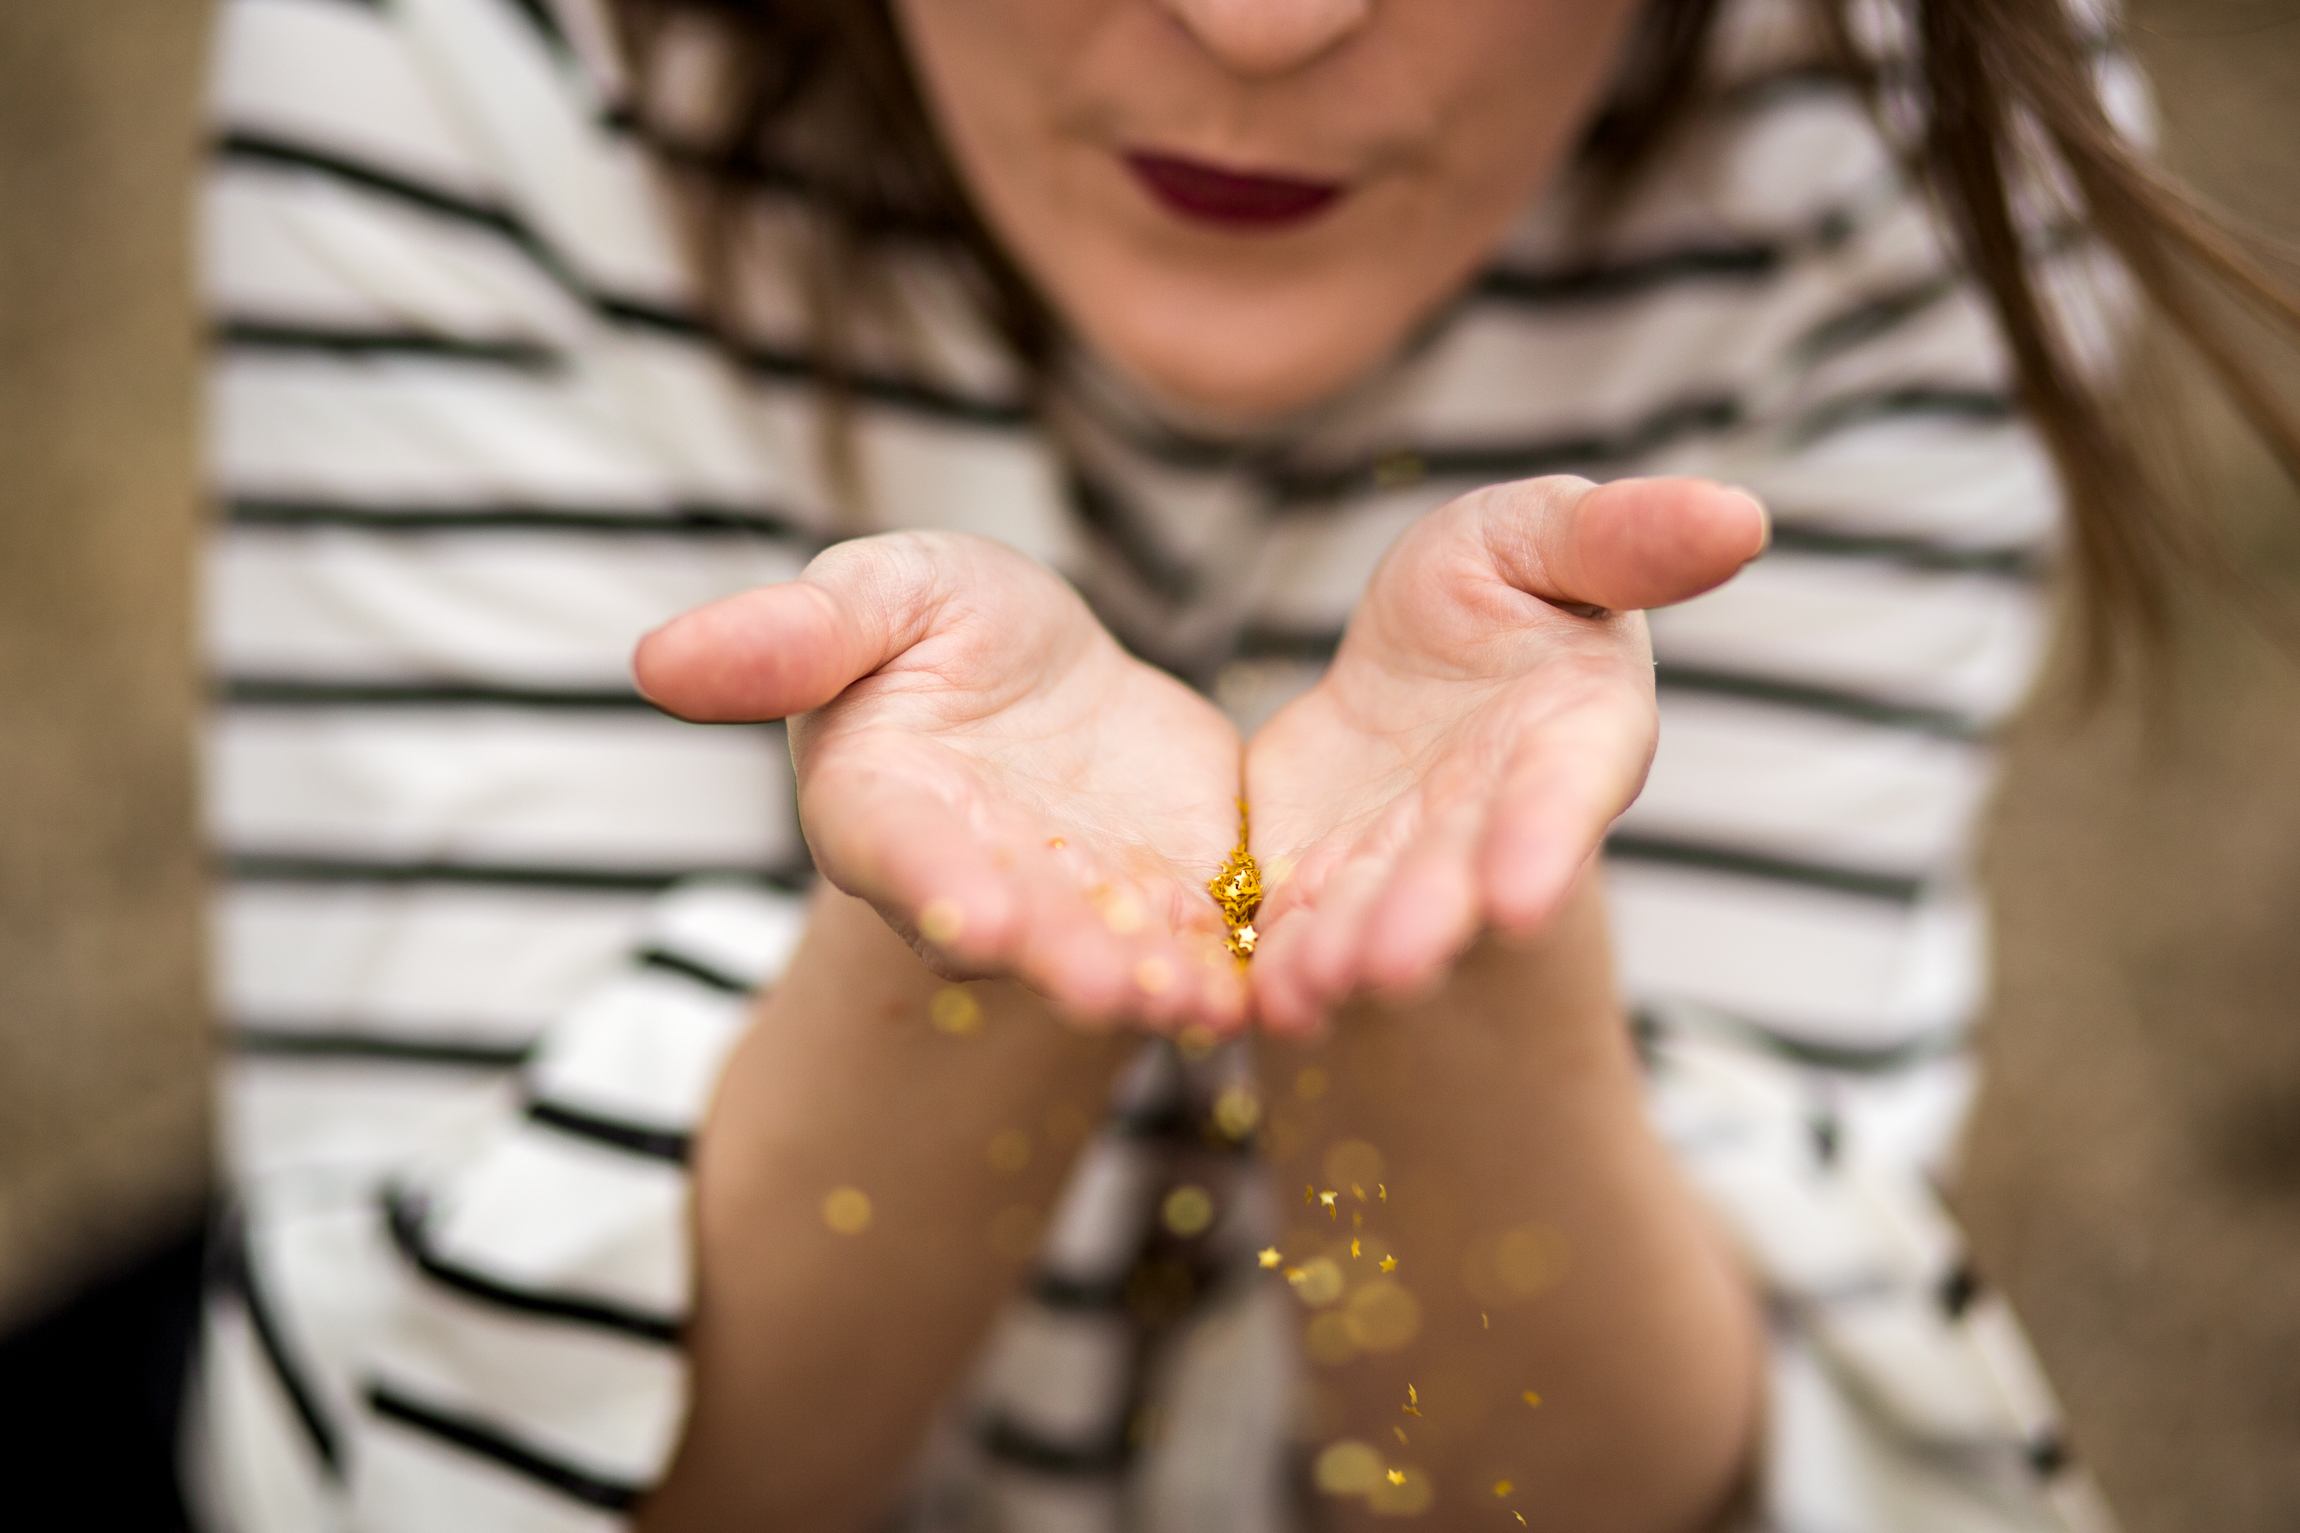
[1123,151,1346,229]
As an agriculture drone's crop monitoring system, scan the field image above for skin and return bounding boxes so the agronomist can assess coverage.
[892,0,1647,421]
[630,2,1770,1528]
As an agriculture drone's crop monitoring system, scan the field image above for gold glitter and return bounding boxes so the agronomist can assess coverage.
[1344,1278,1421,1351]
[1312,1440,1382,1495]
[1481,1311,1489,1328]
[1161,1184,1215,1237]
[930,986,984,1036]
[1369,1465,1432,1515]
[1493,1479,1514,1498]
[1287,1257,1345,1306]
[1258,1246,1282,1269]
[1351,1239,1362,1259]
[821,1186,872,1235]
[1206,800,1263,961]
[1047,837,1066,850]
[1213,1086,1262,1140]
[1515,1514,1528,1526]
[1318,1189,1339,1218]
[1522,1391,1543,1408]
[919,898,964,945]
[1392,1425,1408,1445]
[1380,1254,1398,1273]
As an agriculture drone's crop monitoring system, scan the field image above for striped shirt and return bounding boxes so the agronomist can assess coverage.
[191,0,2136,1528]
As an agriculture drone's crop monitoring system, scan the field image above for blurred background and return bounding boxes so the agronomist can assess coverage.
[0,1,2292,1528]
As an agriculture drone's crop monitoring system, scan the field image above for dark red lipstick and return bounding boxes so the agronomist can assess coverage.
[1124,151,1345,230]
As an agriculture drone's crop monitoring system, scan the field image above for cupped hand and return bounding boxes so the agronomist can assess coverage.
[1243,476,1768,1034]
[635,532,1249,1029]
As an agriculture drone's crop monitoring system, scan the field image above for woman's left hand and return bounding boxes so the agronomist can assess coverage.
[1243,475,1767,1034]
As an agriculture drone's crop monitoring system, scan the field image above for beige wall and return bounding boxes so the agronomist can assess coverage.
[0,0,215,1328]
[0,1,2293,1526]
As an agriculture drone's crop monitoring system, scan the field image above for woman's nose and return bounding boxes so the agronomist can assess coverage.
[1156,0,1372,77]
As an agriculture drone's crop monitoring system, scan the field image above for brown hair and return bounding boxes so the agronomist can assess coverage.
[610,0,2300,684]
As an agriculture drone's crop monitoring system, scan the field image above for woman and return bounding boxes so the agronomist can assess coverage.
[191,0,2296,1529]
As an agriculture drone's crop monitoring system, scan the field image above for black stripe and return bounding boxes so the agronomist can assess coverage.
[1067,471,1199,604]
[219,676,663,712]
[1937,1260,1983,1320]
[215,131,525,242]
[495,0,569,55]
[383,1184,682,1344]
[525,1095,693,1163]
[231,1025,534,1069]
[1229,625,1341,665]
[223,853,808,895]
[224,493,823,543]
[1654,662,1985,739]
[1478,241,1785,305]
[1267,395,1744,504]
[1630,1006,1961,1076]
[2027,1432,2070,1479]
[213,132,1033,427]
[636,944,757,996]
[1794,274,1961,364]
[217,318,561,372]
[1790,384,2014,446]
[975,1413,1129,1478]
[215,1211,343,1476]
[1761,520,2039,577]
[1029,1270,1133,1312]
[1603,832,1923,903]
[366,1383,645,1512]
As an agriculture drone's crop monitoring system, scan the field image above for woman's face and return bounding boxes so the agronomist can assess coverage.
[894,0,1646,423]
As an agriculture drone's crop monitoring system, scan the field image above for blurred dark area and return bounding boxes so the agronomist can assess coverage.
[0,2,2293,1530]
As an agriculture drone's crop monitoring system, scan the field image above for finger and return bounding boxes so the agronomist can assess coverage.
[1353,787,1489,995]
[1480,703,1654,935]
[1482,475,1769,615]
[633,533,956,722]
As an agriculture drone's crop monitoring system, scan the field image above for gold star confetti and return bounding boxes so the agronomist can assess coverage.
[1350,1239,1362,1259]
[1318,1189,1338,1218]
[1393,1425,1409,1444]
[1377,1183,1387,1201]
[1206,800,1263,962]
[1481,1311,1489,1328]
[1401,1383,1420,1418]
[1386,1470,1406,1486]
[1380,1254,1398,1273]
[821,1186,872,1235]
[1258,1246,1282,1268]
[1160,1184,1215,1237]
[1522,1390,1543,1408]
[1515,1514,1528,1526]
[1493,1479,1514,1498]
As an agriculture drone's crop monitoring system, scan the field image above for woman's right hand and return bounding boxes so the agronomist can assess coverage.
[635,531,1248,1030]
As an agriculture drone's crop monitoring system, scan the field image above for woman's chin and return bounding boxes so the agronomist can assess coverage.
[1085,319,1404,431]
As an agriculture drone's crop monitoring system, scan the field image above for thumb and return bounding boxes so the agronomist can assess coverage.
[632,533,951,722]
[1489,475,1769,614]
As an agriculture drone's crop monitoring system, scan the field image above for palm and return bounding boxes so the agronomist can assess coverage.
[1243,477,1766,1032]
[640,533,1245,1027]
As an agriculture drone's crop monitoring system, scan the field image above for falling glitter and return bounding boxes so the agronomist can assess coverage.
[929,986,984,1037]
[1380,1254,1398,1273]
[1385,1470,1406,1486]
[821,1186,872,1235]
[1258,1246,1282,1269]
[1206,799,1263,961]
[1493,1479,1514,1498]
[1522,1391,1543,1408]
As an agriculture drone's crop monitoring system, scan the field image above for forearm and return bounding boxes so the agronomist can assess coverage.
[639,883,1135,1533]
[1258,876,1761,1532]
